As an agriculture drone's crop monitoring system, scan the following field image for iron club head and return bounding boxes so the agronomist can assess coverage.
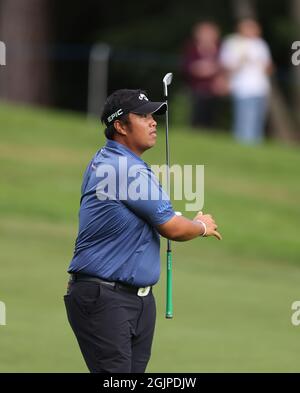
[163,73,173,98]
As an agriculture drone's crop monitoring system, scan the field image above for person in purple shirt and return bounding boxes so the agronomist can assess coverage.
[182,21,228,128]
[64,88,221,373]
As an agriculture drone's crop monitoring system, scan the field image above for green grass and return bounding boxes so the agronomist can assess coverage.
[0,102,300,372]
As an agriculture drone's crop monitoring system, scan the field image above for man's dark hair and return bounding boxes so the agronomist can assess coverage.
[102,114,130,140]
[101,89,147,140]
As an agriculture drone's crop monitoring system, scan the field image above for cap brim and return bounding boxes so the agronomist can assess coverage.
[132,101,167,116]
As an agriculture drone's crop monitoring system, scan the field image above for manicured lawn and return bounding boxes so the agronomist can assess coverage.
[0,103,299,372]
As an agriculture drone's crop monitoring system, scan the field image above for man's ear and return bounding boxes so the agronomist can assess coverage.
[114,120,127,136]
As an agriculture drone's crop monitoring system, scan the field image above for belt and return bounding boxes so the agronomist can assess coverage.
[70,273,152,297]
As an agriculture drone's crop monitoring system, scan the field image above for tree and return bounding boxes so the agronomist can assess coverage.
[291,0,300,126]
[232,0,256,19]
[0,0,51,105]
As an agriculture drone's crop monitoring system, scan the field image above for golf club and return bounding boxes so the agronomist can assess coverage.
[163,72,173,319]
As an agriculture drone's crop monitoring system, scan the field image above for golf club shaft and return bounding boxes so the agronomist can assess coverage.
[164,79,173,319]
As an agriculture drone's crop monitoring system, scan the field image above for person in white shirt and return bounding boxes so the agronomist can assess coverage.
[220,18,273,143]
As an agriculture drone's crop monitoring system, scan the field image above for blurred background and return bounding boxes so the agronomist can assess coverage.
[0,0,300,372]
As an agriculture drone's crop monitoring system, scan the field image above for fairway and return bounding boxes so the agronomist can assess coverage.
[0,103,300,372]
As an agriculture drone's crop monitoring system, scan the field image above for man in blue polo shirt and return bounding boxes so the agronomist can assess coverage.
[64,89,221,373]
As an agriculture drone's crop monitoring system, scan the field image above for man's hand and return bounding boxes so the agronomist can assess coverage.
[157,211,222,242]
[194,211,222,240]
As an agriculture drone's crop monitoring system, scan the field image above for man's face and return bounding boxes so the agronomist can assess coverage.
[238,20,261,38]
[122,113,158,155]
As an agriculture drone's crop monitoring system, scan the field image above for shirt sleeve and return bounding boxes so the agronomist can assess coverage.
[120,166,176,227]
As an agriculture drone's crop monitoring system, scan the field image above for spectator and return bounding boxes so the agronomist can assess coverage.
[220,18,273,144]
[182,21,228,129]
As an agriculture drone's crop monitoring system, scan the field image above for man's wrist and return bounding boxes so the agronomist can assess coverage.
[195,219,207,237]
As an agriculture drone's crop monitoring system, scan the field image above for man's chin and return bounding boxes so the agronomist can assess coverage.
[149,140,157,149]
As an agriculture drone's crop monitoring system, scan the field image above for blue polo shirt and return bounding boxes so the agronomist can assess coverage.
[68,140,175,287]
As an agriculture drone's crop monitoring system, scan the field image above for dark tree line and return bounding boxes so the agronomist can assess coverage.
[0,0,298,139]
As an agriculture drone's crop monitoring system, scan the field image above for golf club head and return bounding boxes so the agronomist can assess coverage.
[163,72,173,97]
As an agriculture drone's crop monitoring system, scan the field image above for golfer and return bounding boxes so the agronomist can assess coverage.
[64,89,222,373]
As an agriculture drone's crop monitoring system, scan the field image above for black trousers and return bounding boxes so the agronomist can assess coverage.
[64,278,156,373]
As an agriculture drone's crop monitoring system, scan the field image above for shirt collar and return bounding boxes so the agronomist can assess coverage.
[105,140,146,165]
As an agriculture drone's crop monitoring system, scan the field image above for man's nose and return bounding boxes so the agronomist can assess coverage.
[150,115,157,126]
